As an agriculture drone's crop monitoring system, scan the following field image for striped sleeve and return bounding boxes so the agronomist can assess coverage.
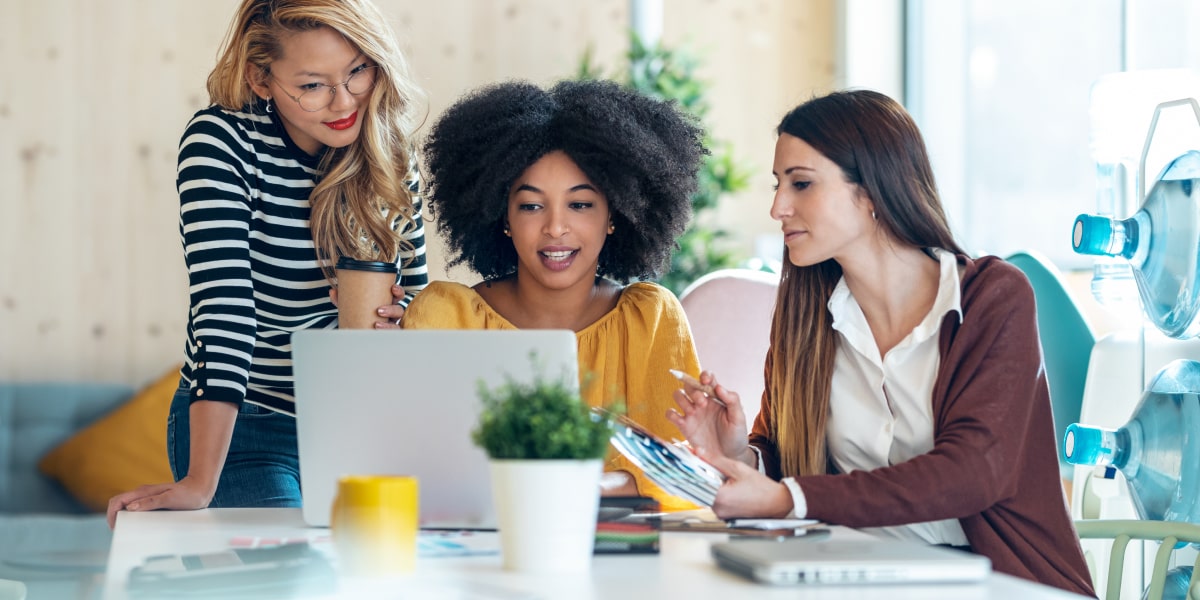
[178,114,258,405]
[396,173,428,307]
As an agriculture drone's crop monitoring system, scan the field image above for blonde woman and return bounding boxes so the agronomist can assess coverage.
[107,0,426,526]
[669,90,1093,595]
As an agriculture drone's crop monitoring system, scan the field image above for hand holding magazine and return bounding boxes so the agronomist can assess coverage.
[594,408,726,507]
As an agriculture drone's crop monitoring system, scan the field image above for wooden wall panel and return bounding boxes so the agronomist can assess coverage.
[663,0,837,264]
[390,0,630,285]
[1,1,237,384]
[0,0,834,385]
[0,1,15,373]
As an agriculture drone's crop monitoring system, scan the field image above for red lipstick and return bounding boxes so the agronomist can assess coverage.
[324,112,358,131]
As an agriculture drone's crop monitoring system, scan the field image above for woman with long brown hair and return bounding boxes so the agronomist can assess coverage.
[669,89,1094,595]
[107,0,426,526]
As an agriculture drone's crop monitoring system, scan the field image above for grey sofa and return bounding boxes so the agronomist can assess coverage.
[0,382,134,599]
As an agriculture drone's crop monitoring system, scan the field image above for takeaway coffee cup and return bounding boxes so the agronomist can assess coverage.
[335,258,397,329]
[330,475,419,576]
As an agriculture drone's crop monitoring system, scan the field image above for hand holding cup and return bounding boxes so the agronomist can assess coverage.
[334,258,398,329]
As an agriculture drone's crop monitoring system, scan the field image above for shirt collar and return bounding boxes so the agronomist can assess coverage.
[827,248,963,345]
[916,248,964,336]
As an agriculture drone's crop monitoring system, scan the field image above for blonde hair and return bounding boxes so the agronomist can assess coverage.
[207,0,425,280]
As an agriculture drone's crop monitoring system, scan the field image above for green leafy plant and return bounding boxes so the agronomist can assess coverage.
[578,33,754,295]
[472,356,617,460]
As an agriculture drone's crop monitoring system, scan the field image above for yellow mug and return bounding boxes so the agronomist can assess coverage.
[330,475,419,576]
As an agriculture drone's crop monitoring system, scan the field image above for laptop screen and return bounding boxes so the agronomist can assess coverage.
[291,329,579,528]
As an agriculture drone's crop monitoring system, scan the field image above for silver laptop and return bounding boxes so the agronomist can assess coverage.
[291,329,579,529]
[711,536,991,585]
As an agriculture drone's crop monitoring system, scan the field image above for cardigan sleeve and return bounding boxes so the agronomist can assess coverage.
[797,260,1050,527]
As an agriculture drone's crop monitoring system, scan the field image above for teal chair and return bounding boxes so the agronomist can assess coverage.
[1005,250,1097,480]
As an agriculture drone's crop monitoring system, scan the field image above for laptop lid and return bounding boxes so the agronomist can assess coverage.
[291,329,579,529]
[711,536,991,585]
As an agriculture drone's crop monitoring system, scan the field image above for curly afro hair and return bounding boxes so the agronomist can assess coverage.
[421,79,707,283]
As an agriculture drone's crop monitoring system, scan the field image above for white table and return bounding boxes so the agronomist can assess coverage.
[103,508,1090,599]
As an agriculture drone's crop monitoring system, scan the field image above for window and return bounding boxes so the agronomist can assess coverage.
[906,0,1200,269]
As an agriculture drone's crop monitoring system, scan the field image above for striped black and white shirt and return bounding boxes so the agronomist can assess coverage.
[177,103,428,415]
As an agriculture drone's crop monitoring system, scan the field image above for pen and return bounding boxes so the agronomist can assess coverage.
[669,369,727,408]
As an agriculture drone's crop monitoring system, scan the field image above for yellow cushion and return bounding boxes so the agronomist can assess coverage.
[38,366,180,512]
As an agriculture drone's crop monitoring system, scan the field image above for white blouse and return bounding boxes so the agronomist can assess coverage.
[782,248,969,546]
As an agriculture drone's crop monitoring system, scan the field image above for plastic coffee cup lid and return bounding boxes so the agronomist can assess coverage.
[335,257,397,273]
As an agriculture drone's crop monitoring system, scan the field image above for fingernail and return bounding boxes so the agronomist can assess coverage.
[377,307,387,315]
[128,502,140,511]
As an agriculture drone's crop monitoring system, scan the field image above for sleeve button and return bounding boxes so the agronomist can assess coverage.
[196,389,205,397]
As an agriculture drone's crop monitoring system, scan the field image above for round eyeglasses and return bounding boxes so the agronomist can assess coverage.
[272,65,378,112]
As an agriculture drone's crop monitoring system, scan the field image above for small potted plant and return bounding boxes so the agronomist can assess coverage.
[472,357,616,574]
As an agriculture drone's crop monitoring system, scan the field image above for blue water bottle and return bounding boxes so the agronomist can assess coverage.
[1063,359,1200,525]
[1073,150,1200,338]
[1143,566,1194,600]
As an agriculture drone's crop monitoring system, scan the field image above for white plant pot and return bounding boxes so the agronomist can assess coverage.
[489,459,603,574]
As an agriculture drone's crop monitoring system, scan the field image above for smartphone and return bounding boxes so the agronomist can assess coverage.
[127,542,336,598]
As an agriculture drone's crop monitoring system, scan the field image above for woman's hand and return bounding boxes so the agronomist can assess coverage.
[697,447,794,520]
[666,370,751,464]
[105,475,216,529]
[328,284,407,329]
[375,284,407,328]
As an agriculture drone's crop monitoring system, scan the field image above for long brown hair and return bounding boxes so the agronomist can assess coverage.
[206,0,425,280]
[769,90,964,477]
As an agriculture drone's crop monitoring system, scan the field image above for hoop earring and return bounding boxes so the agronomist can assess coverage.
[871,210,877,220]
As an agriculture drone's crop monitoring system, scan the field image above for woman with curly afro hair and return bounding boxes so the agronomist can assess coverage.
[402,79,707,510]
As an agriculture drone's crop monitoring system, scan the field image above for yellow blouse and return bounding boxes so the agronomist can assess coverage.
[402,280,702,511]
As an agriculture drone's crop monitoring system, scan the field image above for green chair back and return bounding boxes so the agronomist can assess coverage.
[1006,250,1097,479]
[1076,519,1200,600]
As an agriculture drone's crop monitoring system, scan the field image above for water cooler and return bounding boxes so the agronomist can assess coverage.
[1072,329,1200,599]
[1071,70,1200,599]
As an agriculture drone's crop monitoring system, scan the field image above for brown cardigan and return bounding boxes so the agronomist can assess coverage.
[749,254,1095,597]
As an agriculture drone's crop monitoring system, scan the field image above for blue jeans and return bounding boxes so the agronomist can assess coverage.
[167,379,302,508]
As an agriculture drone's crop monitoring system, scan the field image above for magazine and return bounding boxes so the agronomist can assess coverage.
[596,408,726,507]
